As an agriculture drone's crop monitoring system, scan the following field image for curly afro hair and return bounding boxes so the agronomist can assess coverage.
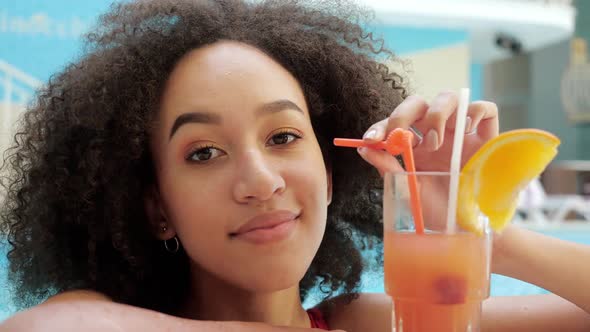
[0,0,407,314]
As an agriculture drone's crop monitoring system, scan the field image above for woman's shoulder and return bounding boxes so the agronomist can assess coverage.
[43,289,113,305]
[2,290,195,332]
[317,293,391,332]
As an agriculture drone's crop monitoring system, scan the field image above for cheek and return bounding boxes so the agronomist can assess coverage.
[159,169,230,245]
[163,178,235,273]
[297,171,328,211]
[286,150,329,228]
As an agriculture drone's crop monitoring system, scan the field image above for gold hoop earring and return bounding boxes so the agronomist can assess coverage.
[163,236,179,253]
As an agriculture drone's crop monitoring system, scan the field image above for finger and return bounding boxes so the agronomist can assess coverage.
[412,91,459,151]
[408,126,424,148]
[467,101,499,139]
[383,95,429,136]
[357,147,403,177]
[362,95,427,143]
[362,118,388,142]
[363,119,423,147]
[445,114,472,133]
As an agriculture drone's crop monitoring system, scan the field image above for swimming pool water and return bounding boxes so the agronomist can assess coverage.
[1,229,589,321]
[0,240,12,322]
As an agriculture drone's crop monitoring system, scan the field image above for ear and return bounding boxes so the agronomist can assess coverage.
[144,185,176,240]
[326,167,333,206]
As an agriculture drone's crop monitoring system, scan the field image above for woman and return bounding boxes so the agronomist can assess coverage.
[1,1,589,331]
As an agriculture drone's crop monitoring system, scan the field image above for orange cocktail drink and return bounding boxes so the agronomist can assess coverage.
[383,172,491,332]
[333,128,492,331]
[334,127,559,332]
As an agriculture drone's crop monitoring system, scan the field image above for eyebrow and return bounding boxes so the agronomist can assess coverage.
[168,99,304,140]
[256,99,304,116]
[169,112,221,140]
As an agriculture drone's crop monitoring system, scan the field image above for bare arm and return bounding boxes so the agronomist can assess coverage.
[325,293,590,332]
[493,225,590,313]
[0,291,340,332]
[482,294,590,332]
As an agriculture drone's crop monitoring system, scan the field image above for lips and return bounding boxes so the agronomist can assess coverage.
[230,210,299,244]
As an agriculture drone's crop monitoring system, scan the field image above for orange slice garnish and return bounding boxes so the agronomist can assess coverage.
[457,129,560,233]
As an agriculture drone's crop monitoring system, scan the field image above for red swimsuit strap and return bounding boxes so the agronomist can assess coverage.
[307,308,330,330]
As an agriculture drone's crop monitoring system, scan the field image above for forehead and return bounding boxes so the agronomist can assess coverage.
[159,41,306,117]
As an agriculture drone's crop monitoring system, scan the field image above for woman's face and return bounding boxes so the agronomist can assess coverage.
[149,41,331,292]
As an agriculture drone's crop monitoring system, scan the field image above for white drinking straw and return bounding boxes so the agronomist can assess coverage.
[446,88,470,234]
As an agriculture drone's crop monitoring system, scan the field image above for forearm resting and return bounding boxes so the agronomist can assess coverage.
[493,225,590,313]
[1,300,214,332]
[483,294,590,332]
[0,300,308,332]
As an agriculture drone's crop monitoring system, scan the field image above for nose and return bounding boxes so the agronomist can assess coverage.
[232,149,286,204]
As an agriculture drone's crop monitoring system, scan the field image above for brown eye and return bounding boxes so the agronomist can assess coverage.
[187,146,224,162]
[268,132,300,146]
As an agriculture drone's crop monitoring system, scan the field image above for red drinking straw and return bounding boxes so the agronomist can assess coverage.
[333,129,425,234]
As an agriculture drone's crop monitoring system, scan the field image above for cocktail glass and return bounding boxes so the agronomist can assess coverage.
[383,171,491,332]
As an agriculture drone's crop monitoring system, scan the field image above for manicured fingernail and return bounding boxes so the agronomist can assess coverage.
[363,129,377,140]
[465,116,473,133]
[357,147,367,154]
[424,130,439,151]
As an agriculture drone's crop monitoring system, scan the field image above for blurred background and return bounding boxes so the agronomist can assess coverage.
[1,0,589,320]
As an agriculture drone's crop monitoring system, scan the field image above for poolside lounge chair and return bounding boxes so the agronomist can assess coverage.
[516,178,590,224]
